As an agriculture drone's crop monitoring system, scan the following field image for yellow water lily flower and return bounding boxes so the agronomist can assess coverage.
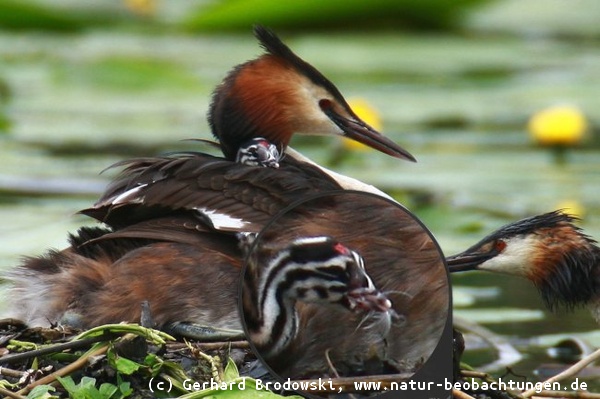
[528,105,587,146]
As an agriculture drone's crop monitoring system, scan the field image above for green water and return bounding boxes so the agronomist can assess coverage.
[1,0,600,392]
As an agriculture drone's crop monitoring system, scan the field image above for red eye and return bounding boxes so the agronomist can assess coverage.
[319,99,332,111]
[495,240,507,253]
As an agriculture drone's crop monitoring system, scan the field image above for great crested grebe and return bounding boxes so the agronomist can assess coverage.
[240,233,394,373]
[210,26,415,167]
[3,27,449,385]
[448,210,600,319]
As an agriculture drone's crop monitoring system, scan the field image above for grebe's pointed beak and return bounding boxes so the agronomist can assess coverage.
[446,251,495,273]
[322,103,416,162]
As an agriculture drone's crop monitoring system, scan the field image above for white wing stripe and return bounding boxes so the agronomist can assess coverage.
[195,207,249,229]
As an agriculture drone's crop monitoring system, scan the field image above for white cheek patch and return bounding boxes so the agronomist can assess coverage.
[294,77,342,136]
[480,236,537,278]
[195,207,249,230]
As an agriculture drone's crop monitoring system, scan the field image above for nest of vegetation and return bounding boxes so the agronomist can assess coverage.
[0,319,285,399]
[0,320,415,398]
[8,318,590,399]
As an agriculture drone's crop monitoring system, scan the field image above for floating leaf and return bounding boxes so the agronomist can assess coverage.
[26,385,56,399]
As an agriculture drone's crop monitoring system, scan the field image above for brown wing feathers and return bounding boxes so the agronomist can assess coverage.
[82,152,343,235]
